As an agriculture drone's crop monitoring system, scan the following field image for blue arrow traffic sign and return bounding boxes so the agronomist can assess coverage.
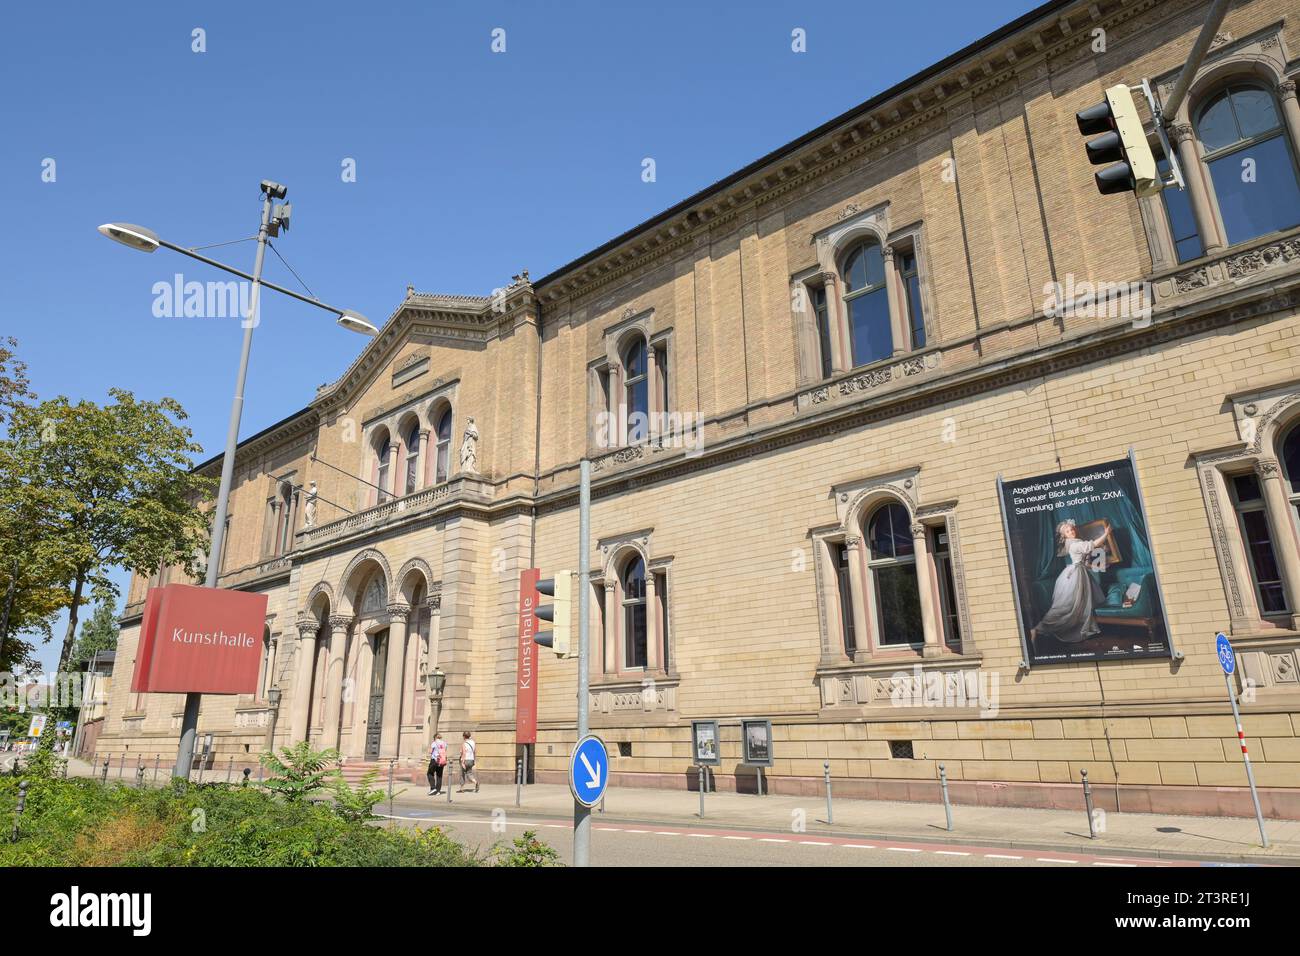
[1216,632,1235,675]
[569,734,609,807]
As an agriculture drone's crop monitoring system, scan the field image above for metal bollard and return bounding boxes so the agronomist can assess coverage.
[227,755,234,783]
[135,759,144,789]
[117,755,124,779]
[1082,769,1096,839]
[824,761,834,825]
[446,762,453,804]
[698,764,706,818]
[153,755,160,785]
[599,792,605,814]
[388,759,396,823]
[242,767,251,787]
[939,763,953,832]
[10,780,28,843]
[515,759,523,808]
[258,764,264,785]
[101,757,109,783]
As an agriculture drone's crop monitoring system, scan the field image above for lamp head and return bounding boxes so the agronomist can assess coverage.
[337,310,379,336]
[97,223,160,253]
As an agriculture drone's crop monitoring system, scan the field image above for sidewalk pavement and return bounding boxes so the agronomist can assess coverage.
[53,756,1299,864]
[385,779,1300,865]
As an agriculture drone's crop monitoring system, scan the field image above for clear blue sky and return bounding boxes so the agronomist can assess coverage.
[1,0,1040,673]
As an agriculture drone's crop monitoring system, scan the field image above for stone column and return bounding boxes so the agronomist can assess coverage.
[821,271,848,374]
[1277,79,1300,174]
[844,536,871,658]
[912,523,943,657]
[385,442,400,499]
[289,619,318,743]
[380,604,410,758]
[1170,123,1224,254]
[644,572,659,672]
[320,615,351,751]
[604,581,618,674]
[882,245,907,357]
[415,428,431,490]
[349,633,375,758]
[1255,457,1300,631]
[646,344,659,444]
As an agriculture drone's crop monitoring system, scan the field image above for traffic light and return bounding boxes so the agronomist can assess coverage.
[533,570,574,658]
[1076,84,1158,197]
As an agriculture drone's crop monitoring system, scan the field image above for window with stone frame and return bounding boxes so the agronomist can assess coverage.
[433,406,452,485]
[1194,83,1300,247]
[1227,470,1289,617]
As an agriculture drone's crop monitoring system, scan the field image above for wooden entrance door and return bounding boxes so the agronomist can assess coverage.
[365,630,388,760]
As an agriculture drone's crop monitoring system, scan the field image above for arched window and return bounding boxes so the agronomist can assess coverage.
[375,433,392,503]
[403,422,421,496]
[622,337,649,443]
[433,408,452,484]
[840,241,892,368]
[622,555,648,669]
[1196,84,1300,246]
[1283,422,1300,529]
[866,502,922,646]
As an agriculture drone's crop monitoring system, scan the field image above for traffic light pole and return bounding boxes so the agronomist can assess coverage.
[574,459,592,867]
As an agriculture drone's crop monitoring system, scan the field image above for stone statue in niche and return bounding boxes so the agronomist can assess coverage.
[303,481,318,528]
[459,417,480,474]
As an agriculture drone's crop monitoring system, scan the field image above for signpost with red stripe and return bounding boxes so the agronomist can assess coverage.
[1216,632,1269,848]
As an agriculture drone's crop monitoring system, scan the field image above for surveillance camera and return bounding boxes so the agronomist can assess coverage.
[260,180,288,200]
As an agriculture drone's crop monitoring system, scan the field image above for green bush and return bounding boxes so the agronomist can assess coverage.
[0,776,497,867]
[491,829,563,867]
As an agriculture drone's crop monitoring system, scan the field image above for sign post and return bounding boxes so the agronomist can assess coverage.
[1216,633,1269,848]
[574,459,593,866]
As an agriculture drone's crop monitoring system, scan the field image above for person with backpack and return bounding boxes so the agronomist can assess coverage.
[427,732,447,795]
[458,730,478,793]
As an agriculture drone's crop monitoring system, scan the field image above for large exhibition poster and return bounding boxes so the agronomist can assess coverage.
[998,454,1171,665]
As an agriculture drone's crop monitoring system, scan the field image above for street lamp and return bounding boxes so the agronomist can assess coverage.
[426,667,446,700]
[99,180,377,780]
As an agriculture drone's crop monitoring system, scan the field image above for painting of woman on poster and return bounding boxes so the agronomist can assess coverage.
[998,454,1171,665]
[1030,519,1110,646]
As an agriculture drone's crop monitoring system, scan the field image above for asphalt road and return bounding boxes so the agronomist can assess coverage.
[383,806,1197,868]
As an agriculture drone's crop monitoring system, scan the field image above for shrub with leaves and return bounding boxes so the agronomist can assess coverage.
[331,769,390,824]
[259,741,339,802]
[491,829,563,867]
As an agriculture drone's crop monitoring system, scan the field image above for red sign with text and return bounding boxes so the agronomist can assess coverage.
[130,584,268,694]
[516,569,540,744]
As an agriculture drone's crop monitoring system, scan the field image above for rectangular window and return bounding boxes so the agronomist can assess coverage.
[1158,157,1202,262]
[930,526,961,649]
[1231,473,1289,614]
[813,285,833,378]
[899,251,926,349]
[655,344,669,414]
[834,543,856,655]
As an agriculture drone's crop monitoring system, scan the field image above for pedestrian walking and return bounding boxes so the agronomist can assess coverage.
[458,730,478,793]
[427,733,447,795]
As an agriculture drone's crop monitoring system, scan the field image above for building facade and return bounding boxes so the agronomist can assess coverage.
[101,0,1300,816]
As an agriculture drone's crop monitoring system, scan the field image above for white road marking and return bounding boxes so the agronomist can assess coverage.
[688,833,714,839]
[801,841,832,846]
[887,847,922,853]
[759,837,790,843]
[844,843,876,849]
[934,850,970,856]
[985,854,1023,860]
[1036,857,1078,864]
[1093,861,1137,867]
[625,829,649,834]
[722,835,751,841]
[655,831,679,836]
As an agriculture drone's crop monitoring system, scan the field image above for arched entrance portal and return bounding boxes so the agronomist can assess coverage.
[364,628,389,760]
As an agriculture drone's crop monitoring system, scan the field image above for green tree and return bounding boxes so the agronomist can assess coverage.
[0,338,66,672]
[0,389,216,671]
[71,601,119,663]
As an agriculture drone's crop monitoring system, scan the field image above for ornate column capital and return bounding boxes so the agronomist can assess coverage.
[386,602,412,620]
[819,270,837,287]
[296,618,319,637]
[843,534,862,550]
[328,614,353,631]
[910,522,928,539]
[1278,77,1297,100]
[604,580,616,593]
[1255,457,1282,481]
[881,244,897,262]
[1170,123,1195,145]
